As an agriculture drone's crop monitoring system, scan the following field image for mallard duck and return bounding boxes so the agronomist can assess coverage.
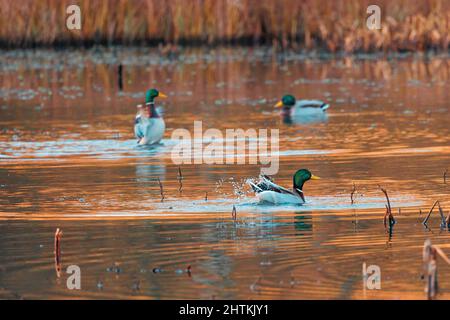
[247,169,320,205]
[275,95,330,118]
[134,89,167,145]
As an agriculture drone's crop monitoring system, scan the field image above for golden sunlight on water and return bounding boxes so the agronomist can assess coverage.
[0,48,450,299]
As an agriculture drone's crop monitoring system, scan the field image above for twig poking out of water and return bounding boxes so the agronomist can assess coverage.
[446,211,450,229]
[444,169,448,184]
[422,200,439,226]
[423,239,450,299]
[157,178,165,202]
[186,265,192,277]
[118,64,123,91]
[418,209,423,221]
[54,228,63,278]
[350,183,357,205]
[205,192,208,201]
[379,186,396,228]
[177,167,183,193]
[438,202,447,228]
[232,205,237,221]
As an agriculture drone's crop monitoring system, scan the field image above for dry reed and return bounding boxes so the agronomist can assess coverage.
[350,182,357,205]
[423,239,450,299]
[177,166,183,193]
[379,186,396,229]
[54,228,63,277]
[2,0,450,52]
[157,177,165,202]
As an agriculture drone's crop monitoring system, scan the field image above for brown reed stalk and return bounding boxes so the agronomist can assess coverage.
[54,228,63,278]
[446,211,450,229]
[157,178,165,202]
[379,186,395,228]
[438,202,447,228]
[423,239,450,299]
[232,205,237,221]
[177,166,183,193]
[423,200,439,226]
[118,64,123,91]
[350,182,357,205]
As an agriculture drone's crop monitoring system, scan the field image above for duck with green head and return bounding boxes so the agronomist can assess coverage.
[247,169,320,204]
[275,94,330,119]
[134,89,168,145]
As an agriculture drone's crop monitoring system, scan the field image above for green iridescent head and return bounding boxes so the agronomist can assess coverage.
[282,95,296,106]
[145,89,168,104]
[275,94,296,108]
[293,169,320,190]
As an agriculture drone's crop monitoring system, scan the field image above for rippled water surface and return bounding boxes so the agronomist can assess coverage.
[1,48,450,299]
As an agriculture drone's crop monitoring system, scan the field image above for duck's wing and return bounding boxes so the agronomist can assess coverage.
[296,100,330,110]
[134,115,144,139]
[248,175,295,195]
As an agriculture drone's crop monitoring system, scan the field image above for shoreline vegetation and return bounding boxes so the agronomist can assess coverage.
[1,0,450,52]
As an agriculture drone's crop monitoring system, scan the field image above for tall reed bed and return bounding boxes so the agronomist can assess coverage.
[1,0,450,52]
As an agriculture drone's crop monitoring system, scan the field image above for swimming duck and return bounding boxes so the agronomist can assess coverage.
[247,169,320,205]
[275,95,330,118]
[134,89,167,145]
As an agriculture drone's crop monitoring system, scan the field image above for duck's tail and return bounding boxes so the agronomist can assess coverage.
[247,179,263,193]
[247,175,277,194]
[321,103,330,111]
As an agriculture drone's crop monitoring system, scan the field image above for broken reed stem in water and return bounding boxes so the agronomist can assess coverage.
[118,64,123,91]
[444,169,448,184]
[446,212,450,229]
[157,178,165,202]
[350,183,357,205]
[379,186,396,228]
[54,228,63,278]
[438,202,447,228]
[423,239,450,299]
[177,167,183,193]
[422,200,439,226]
[205,192,208,201]
[232,205,237,221]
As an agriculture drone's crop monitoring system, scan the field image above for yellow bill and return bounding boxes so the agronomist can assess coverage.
[274,101,283,108]
[159,92,168,98]
[311,174,321,180]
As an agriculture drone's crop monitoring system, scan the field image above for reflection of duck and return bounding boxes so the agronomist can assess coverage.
[294,214,313,233]
[134,89,167,145]
[275,95,330,121]
[247,169,320,205]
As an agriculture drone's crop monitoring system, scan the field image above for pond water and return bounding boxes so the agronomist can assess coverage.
[1,47,450,299]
